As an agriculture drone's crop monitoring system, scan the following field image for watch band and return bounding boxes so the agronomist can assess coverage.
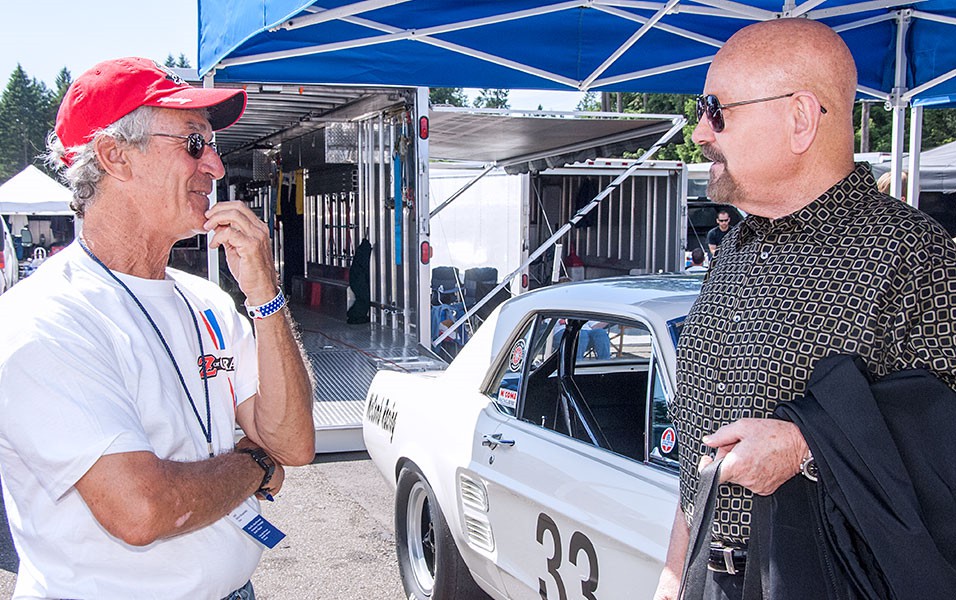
[237,447,276,491]
[245,289,286,320]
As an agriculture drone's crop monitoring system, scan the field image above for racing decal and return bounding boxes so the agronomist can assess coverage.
[497,387,518,409]
[536,512,599,599]
[199,354,236,379]
[366,393,398,442]
[509,338,527,372]
[660,426,677,454]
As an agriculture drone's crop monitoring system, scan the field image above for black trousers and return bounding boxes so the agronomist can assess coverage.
[704,571,745,600]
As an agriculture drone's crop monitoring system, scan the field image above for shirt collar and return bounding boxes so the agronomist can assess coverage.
[737,163,875,245]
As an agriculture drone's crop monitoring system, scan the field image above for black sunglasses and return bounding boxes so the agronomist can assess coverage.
[695,93,827,133]
[151,132,218,159]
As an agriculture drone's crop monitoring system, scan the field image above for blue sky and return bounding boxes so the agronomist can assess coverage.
[1,1,584,111]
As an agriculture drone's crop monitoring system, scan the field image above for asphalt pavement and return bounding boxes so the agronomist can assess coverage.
[0,452,407,599]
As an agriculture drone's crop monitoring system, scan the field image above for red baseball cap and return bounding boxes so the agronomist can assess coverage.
[55,57,246,162]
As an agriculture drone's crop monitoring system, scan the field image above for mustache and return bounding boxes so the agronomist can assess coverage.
[700,144,726,164]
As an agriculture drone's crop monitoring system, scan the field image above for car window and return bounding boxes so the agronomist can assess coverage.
[487,319,538,417]
[489,313,679,466]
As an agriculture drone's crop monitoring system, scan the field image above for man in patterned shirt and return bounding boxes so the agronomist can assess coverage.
[654,18,956,600]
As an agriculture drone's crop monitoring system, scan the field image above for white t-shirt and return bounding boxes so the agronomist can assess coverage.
[0,243,262,599]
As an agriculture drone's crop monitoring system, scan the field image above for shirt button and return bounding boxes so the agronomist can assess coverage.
[759,251,770,260]
[716,382,726,392]
[733,314,741,323]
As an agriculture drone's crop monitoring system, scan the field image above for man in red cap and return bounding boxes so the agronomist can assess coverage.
[0,58,315,599]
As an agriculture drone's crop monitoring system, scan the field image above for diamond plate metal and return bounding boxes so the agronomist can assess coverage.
[309,349,377,403]
[325,122,358,164]
[308,349,378,427]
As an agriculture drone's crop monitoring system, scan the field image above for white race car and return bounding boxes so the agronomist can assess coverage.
[363,276,702,600]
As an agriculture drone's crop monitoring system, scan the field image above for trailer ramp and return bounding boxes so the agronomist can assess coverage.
[293,306,445,453]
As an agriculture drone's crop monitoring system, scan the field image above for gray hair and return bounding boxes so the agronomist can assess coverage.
[45,106,157,218]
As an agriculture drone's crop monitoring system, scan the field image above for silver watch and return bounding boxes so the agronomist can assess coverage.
[800,450,819,482]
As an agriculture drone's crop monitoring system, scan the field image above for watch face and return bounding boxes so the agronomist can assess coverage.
[803,458,819,482]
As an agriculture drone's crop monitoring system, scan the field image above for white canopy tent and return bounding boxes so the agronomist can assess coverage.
[0,165,73,216]
[0,165,80,245]
[870,140,956,195]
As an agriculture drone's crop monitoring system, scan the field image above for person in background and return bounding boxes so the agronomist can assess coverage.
[876,169,908,202]
[686,247,708,273]
[0,57,315,600]
[706,209,732,257]
[654,18,956,600]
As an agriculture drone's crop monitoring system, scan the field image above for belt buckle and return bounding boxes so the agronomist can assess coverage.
[707,544,738,575]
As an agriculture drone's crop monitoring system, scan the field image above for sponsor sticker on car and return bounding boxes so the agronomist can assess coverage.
[497,387,518,409]
[509,338,526,372]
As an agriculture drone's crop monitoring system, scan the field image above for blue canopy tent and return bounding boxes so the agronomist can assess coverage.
[198,0,956,199]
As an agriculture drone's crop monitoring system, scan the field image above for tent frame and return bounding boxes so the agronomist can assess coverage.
[202,0,954,203]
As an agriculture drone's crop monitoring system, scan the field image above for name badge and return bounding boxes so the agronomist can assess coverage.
[229,499,286,549]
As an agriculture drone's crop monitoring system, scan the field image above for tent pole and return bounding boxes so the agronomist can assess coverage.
[890,102,906,197]
[889,9,912,199]
[907,104,923,208]
[204,72,220,286]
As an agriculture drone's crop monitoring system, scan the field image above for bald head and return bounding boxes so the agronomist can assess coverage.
[717,19,857,120]
[694,19,858,216]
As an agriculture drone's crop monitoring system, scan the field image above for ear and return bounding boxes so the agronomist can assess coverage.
[788,92,823,155]
[92,135,135,182]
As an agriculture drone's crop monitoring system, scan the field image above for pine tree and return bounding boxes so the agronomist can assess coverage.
[0,65,54,182]
[429,87,467,107]
[473,88,510,109]
[50,67,72,123]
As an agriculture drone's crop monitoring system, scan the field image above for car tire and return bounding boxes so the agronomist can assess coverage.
[395,465,491,600]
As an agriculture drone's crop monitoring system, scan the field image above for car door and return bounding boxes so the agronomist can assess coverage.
[467,312,680,600]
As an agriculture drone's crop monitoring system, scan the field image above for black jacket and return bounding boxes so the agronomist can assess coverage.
[768,355,956,599]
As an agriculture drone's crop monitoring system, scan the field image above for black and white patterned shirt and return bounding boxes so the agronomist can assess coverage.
[673,163,956,547]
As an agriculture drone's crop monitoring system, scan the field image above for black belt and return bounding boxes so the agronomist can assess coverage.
[708,544,747,575]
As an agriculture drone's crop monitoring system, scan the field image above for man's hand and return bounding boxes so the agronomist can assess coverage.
[703,418,807,495]
[653,565,681,600]
[204,201,277,304]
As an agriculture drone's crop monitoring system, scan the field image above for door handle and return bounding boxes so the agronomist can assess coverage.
[482,433,516,449]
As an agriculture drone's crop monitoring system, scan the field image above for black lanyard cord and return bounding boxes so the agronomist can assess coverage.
[78,239,214,457]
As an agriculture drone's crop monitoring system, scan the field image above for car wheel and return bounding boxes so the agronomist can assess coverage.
[395,466,491,600]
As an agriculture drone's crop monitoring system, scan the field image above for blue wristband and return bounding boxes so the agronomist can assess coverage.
[245,289,286,320]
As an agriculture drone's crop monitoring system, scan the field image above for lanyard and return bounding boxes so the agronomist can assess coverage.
[78,239,214,457]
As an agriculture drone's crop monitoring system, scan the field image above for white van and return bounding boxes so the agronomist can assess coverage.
[0,218,18,295]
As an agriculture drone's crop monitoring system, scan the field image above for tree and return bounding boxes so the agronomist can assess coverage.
[164,53,192,69]
[577,92,599,111]
[50,67,72,123]
[579,91,703,162]
[0,65,54,182]
[429,87,466,107]
[473,88,509,109]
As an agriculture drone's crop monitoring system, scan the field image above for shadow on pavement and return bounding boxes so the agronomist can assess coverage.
[311,451,370,465]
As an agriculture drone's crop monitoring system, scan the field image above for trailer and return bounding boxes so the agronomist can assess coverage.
[429,158,689,355]
[179,73,686,450]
